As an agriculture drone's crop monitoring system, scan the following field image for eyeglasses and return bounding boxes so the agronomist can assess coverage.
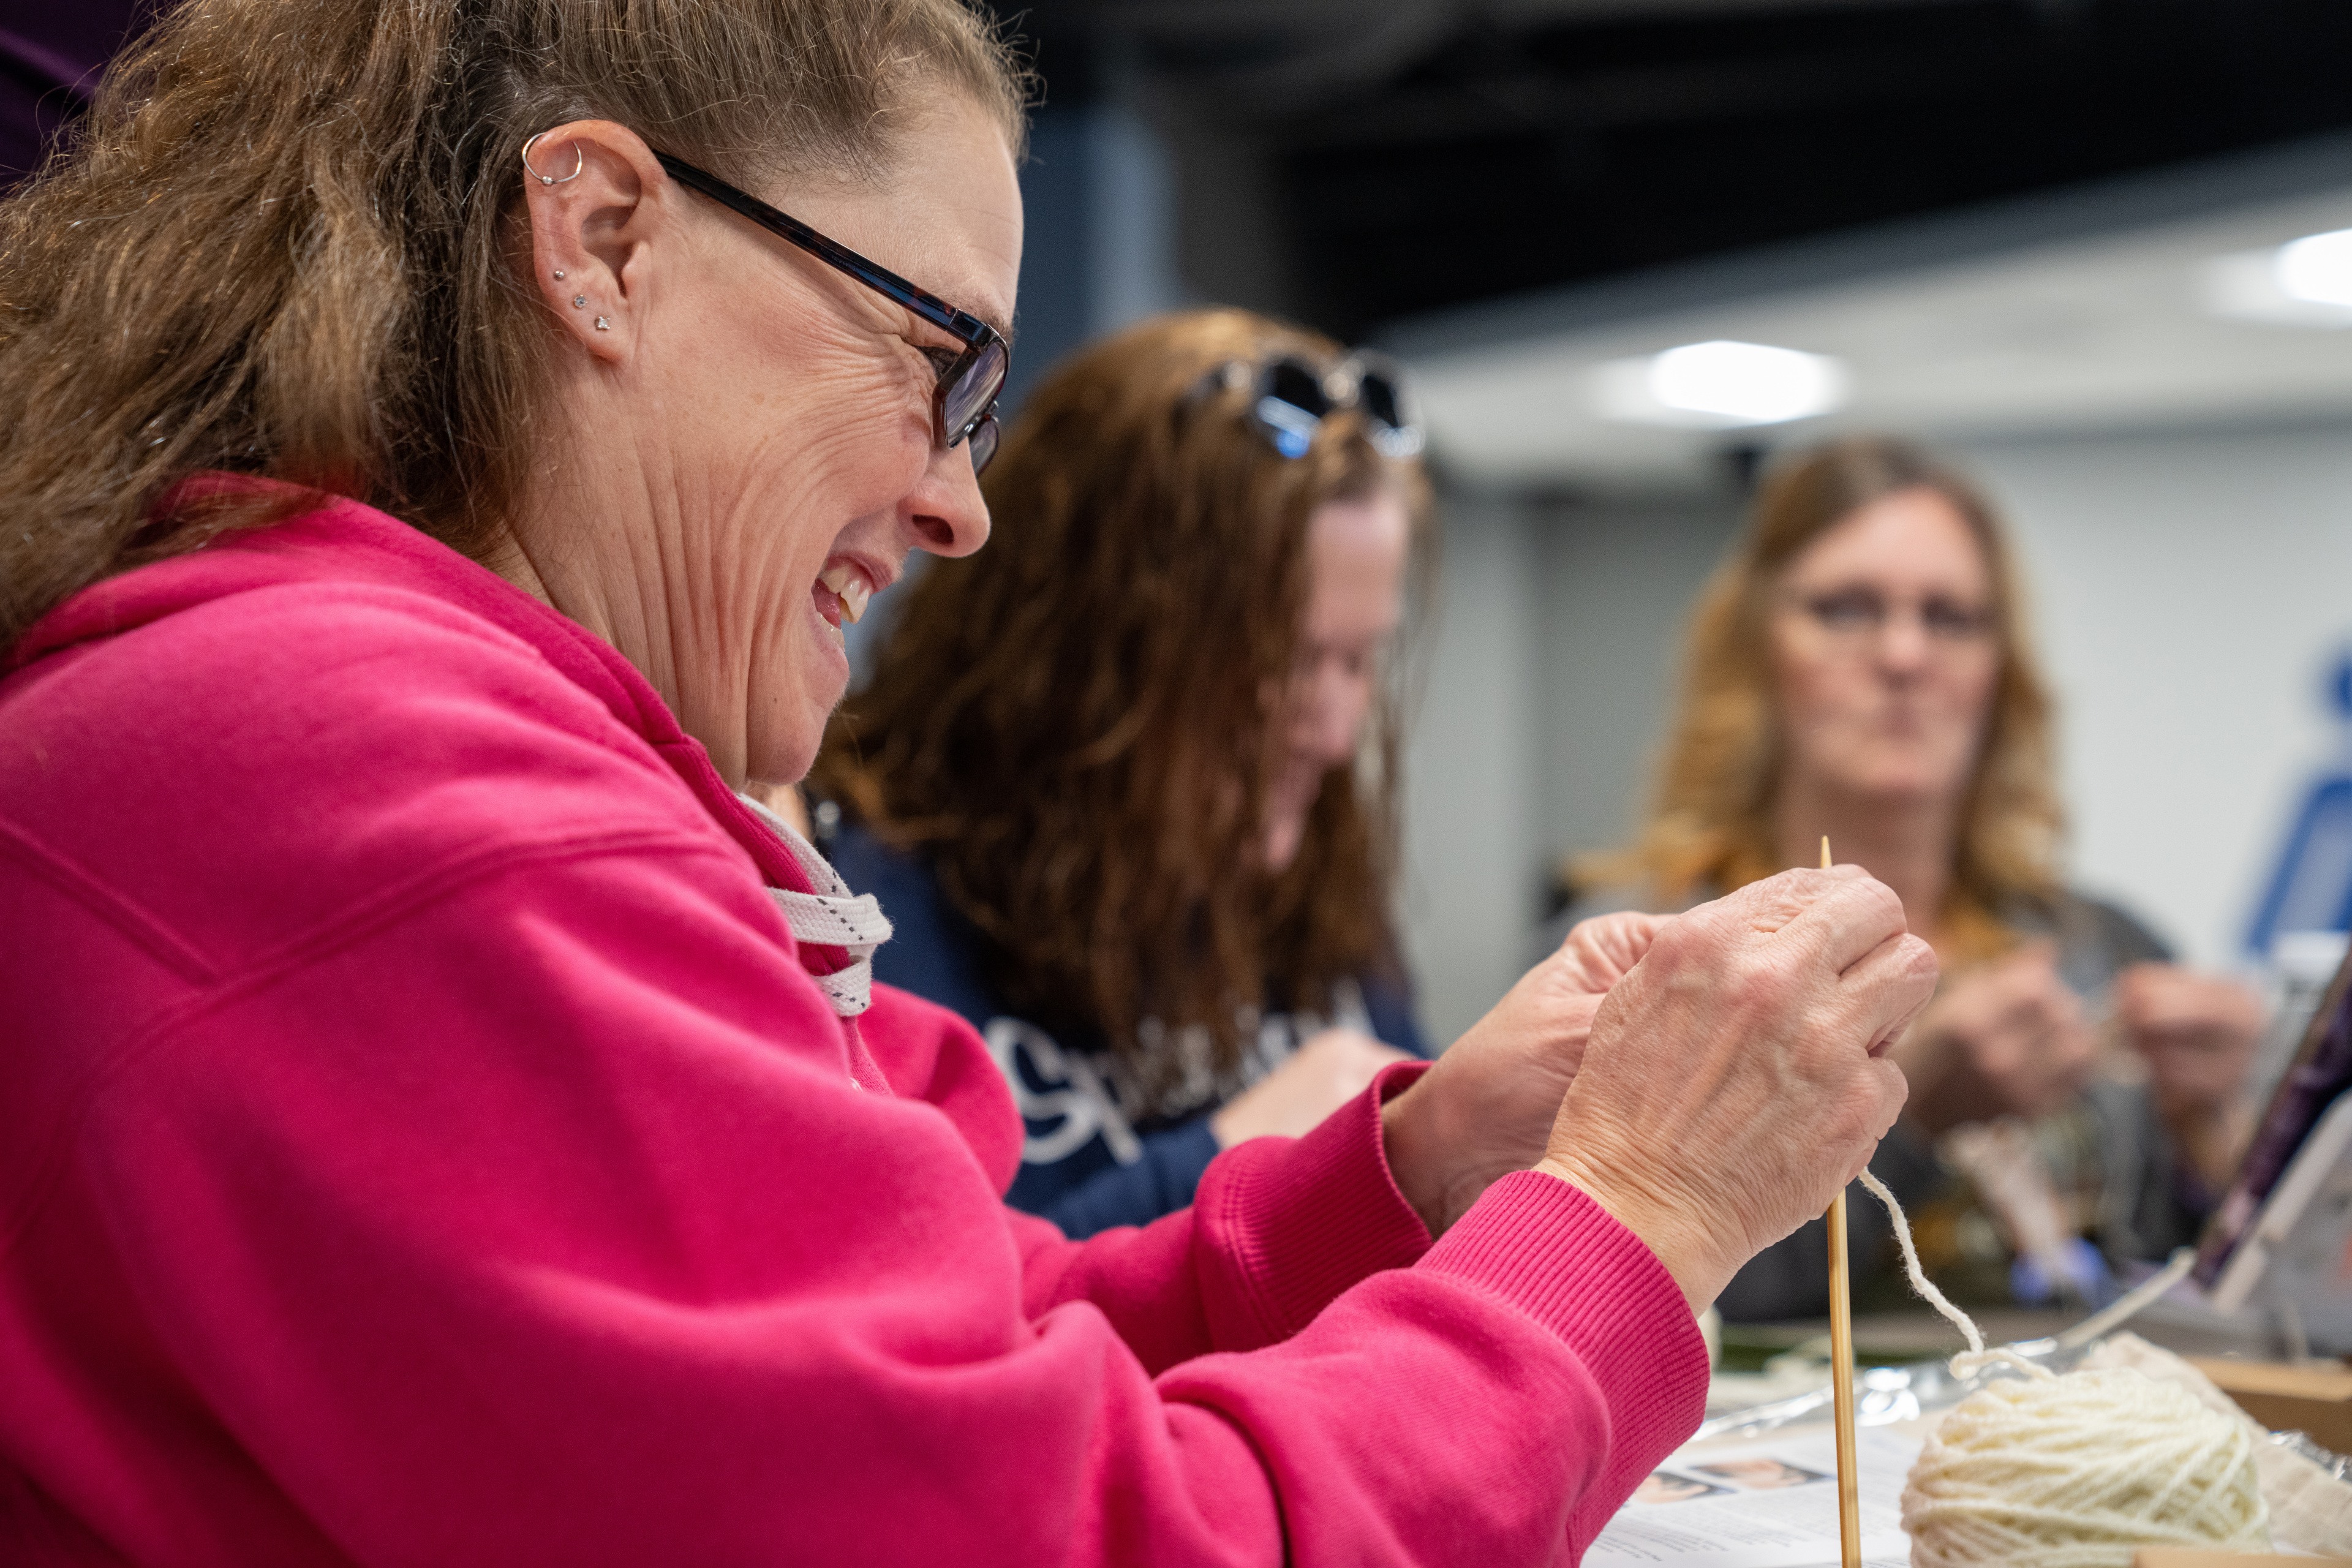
[653,152,1008,474]
[1788,587,1996,646]
[1199,352,1424,462]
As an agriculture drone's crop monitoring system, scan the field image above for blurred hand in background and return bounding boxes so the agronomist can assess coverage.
[1890,943,2097,1136]
[2116,962,2265,1187]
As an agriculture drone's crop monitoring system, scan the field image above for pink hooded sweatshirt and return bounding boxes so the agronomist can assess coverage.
[0,483,1706,1566]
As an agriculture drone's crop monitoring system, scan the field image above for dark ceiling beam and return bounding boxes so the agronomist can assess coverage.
[1000,0,2352,337]
[1483,0,1978,18]
[1264,43,2029,149]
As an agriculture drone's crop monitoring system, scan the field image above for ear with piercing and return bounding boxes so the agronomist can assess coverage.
[524,133,606,336]
[521,131,584,187]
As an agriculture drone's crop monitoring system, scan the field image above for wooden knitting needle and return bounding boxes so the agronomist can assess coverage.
[1823,833,1863,1568]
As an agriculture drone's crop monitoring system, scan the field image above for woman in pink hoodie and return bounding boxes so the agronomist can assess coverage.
[0,1,1936,1563]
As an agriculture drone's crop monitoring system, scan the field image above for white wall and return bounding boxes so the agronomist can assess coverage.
[1958,424,2352,964]
[1530,499,1742,890]
[1398,492,1542,1046]
[1396,421,2352,1043]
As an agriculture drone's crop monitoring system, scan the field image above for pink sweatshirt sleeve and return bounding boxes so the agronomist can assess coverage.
[1,567,1707,1567]
[1000,1061,1461,1373]
[49,848,1702,1567]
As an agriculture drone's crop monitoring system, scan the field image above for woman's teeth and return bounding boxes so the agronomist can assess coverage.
[818,564,873,624]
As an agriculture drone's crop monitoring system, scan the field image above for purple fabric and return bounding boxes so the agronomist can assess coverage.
[0,3,151,183]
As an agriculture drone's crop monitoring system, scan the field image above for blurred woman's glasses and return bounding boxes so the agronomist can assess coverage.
[1793,587,1996,646]
[1200,352,1425,461]
[653,152,1008,473]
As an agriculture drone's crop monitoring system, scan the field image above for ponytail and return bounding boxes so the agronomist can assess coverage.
[0,0,1029,652]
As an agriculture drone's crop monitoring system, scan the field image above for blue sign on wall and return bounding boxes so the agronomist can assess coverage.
[2245,649,2352,957]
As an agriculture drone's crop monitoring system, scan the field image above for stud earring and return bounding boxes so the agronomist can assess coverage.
[594,316,610,331]
[552,270,566,281]
[571,295,587,308]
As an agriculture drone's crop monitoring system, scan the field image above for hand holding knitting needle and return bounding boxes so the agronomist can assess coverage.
[1537,865,1939,1310]
[1382,910,1668,1236]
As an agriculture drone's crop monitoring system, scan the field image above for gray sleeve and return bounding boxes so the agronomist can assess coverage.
[2037,890,2175,996]
[2052,895,2213,1262]
[2087,1078,2209,1262]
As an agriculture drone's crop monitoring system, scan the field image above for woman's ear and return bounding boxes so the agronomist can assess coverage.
[518,119,673,362]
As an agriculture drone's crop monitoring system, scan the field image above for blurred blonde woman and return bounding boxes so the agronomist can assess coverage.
[1588,435,2263,1317]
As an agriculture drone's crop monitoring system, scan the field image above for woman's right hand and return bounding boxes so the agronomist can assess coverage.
[1537,867,1937,1308]
[1888,943,2095,1136]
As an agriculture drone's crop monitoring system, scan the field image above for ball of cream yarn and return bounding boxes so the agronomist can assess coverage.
[1902,1366,2269,1568]
[1856,1170,2274,1568]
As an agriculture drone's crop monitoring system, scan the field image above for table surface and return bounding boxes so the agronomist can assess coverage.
[1724,1301,2285,1364]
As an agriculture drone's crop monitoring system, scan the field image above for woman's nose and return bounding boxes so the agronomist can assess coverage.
[1295,672,1368,761]
[1875,608,1932,673]
[908,440,992,558]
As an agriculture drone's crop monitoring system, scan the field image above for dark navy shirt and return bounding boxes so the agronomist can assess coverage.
[826,823,1428,1237]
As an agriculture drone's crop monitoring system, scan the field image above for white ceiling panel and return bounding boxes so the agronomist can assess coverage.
[1396,173,2352,490]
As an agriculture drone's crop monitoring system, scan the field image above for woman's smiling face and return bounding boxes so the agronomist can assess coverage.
[510,97,1022,786]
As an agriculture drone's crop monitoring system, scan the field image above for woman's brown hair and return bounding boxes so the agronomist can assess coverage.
[812,309,1431,1107]
[0,0,1027,653]
[1608,435,2062,962]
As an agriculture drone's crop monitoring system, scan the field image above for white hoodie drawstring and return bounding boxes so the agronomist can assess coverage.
[737,794,892,1018]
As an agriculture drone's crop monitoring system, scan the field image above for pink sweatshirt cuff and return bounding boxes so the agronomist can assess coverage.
[1418,1169,1708,1490]
[1196,1060,1435,1352]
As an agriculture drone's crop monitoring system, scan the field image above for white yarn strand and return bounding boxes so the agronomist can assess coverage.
[1852,1170,2271,1567]
[1858,1169,2045,1382]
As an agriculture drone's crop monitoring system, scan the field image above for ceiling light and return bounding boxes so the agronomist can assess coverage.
[2201,238,2352,328]
[1596,340,1848,428]
[2275,227,2352,307]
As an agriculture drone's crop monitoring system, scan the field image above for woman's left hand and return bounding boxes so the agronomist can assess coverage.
[2115,962,2265,1186]
[1210,1029,1412,1148]
[1380,911,1666,1236]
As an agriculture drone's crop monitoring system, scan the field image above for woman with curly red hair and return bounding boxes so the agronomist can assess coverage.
[814,308,1433,1234]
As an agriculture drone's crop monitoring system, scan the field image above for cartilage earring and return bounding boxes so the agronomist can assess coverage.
[552,270,566,281]
[594,316,609,331]
[521,132,584,187]
[571,295,587,308]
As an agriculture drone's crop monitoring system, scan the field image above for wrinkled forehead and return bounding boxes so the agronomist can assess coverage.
[729,94,1021,339]
[865,98,1023,338]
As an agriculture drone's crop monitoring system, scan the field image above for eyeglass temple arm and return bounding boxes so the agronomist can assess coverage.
[651,153,996,346]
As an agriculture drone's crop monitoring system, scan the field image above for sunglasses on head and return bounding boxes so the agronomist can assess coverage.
[650,151,1009,474]
[1200,352,1425,462]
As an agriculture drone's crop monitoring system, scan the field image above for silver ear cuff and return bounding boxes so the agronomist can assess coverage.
[521,132,584,187]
